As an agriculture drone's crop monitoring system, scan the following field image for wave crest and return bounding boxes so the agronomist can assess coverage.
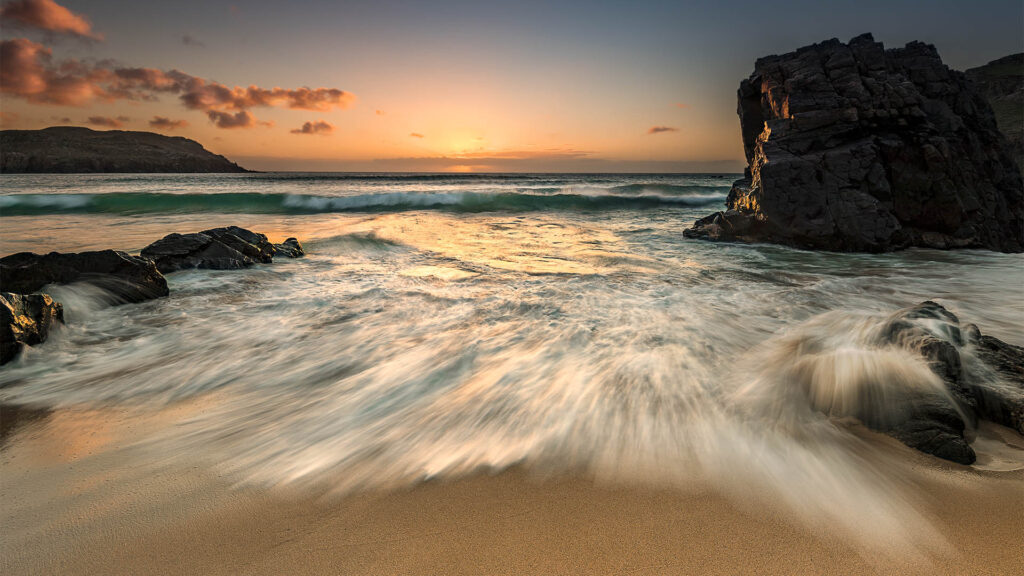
[0,190,727,215]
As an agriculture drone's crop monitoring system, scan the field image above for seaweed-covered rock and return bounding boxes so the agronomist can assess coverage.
[1,292,64,364]
[0,250,169,303]
[685,34,1024,253]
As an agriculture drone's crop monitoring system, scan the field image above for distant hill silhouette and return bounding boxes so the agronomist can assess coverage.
[0,127,248,173]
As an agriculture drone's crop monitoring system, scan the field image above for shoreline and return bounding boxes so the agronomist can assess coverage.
[3,405,1022,576]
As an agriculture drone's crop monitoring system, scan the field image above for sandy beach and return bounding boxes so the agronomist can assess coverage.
[3,404,1022,576]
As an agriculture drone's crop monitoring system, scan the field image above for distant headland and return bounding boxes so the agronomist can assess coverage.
[0,127,248,174]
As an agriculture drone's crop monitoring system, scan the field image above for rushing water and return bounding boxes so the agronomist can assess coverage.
[2,173,1023,556]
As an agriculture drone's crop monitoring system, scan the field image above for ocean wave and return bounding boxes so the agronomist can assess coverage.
[0,190,727,215]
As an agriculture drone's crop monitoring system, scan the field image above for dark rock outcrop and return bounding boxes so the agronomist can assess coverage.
[685,34,1024,253]
[1,292,64,365]
[141,226,302,273]
[273,237,305,258]
[0,127,248,173]
[867,301,1024,463]
[966,54,1024,171]
[0,250,169,303]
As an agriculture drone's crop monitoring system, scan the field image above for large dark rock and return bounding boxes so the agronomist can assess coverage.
[1,292,64,365]
[0,250,169,303]
[0,127,248,173]
[685,34,1024,253]
[140,226,296,273]
[866,301,1024,463]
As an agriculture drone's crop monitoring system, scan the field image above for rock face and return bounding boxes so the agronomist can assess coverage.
[685,34,1024,252]
[0,127,248,173]
[867,301,1024,463]
[0,250,169,303]
[1,292,64,364]
[966,54,1024,172]
[141,226,303,273]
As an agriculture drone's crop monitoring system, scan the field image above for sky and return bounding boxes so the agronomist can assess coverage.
[1,0,1021,172]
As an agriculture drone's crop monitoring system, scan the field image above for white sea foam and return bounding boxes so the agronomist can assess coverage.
[1,173,1022,560]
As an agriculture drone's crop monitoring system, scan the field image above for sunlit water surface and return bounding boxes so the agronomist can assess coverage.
[2,173,1022,558]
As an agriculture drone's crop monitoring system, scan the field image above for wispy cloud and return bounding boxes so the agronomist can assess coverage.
[647,126,678,135]
[181,34,205,47]
[673,102,689,109]
[409,132,424,138]
[375,109,385,116]
[290,120,334,135]
[0,0,102,40]
[149,116,188,130]
[85,115,123,128]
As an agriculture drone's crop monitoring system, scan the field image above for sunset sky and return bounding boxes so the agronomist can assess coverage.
[1,0,1021,172]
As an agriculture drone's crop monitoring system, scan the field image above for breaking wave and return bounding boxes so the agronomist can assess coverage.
[0,190,727,215]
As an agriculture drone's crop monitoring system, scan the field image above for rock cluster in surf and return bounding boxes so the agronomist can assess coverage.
[0,227,304,365]
[140,226,304,273]
[869,301,1024,463]
[685,34,1024,252]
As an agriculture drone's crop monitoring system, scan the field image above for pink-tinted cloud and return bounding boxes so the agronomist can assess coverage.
[207,110,255,129]
[0,41,356,128]
[673,102,689,109]
[85,115,122,128]
[409,132,424,138]
[647,126,678,135]
[290,120,333,135]
[109,68,356,113]
[375,109,385,116]
[149,116,188,130]
[0,38,110,105]
[0,0,102,40]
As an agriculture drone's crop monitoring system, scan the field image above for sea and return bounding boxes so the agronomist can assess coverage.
[1,172,1022,553]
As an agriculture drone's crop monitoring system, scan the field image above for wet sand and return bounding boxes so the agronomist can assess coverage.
[2,407,1022,576]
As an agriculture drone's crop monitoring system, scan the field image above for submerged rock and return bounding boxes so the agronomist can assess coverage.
[685,34,1024,252]
[0,250,169,303]
[1,292,64,365]
[273,237,305,258]
[866,301,1023,463]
